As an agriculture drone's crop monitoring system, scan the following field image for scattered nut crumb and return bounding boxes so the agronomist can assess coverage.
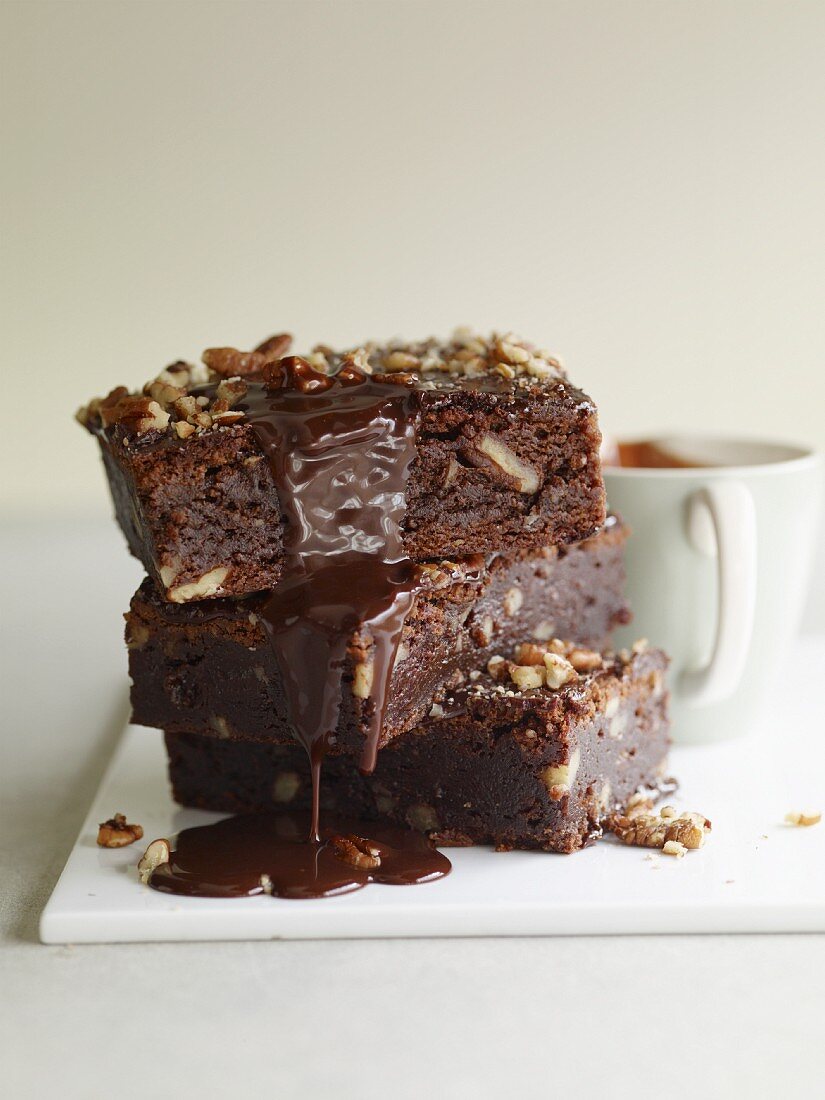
[97,813,144,848]
[137,838,171,884]
[785,811,821,827]
[610,805,711,852]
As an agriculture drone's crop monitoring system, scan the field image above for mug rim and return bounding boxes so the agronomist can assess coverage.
[602,434,823,478]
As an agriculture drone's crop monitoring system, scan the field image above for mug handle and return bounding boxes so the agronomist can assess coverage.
[680,482,757,706]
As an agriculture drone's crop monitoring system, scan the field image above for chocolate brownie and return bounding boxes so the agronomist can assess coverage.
[79,330,606,602]
[128,517,631,759]
[165,643,670,854]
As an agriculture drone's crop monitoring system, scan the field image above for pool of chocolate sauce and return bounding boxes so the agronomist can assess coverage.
[150,811,451,900]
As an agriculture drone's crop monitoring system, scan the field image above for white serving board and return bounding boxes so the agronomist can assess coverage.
[41,640,825,943]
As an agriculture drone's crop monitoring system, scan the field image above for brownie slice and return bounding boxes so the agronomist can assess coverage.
[80,330,606,602]
[128,518,631,759]
[165,644,670,853]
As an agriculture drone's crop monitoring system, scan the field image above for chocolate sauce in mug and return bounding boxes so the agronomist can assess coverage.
[610,440,709,469]
[144,354,451,898]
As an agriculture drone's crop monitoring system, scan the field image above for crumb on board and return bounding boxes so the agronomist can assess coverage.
[784,811,821,828]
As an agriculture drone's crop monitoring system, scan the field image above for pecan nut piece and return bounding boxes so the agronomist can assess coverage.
[329,834,382,870]
[254,332,293,360]
[137,838,171,883]
[202,347,270,378]
[97,813,144,848]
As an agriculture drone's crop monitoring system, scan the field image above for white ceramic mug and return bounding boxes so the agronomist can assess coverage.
[603,436,823,743]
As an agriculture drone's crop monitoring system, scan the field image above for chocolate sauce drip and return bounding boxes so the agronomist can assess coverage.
[144,358,453,898]
[243,364,424,842]
[149,812,451,900]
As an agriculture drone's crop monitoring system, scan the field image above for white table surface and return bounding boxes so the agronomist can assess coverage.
[2,517,825,1099]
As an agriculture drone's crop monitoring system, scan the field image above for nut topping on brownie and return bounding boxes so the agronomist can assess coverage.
[76,328,567,441]
[79,326,606,600]
[482,638,614,692]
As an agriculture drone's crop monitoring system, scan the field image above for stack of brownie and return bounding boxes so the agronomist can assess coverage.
[79,330,670,855]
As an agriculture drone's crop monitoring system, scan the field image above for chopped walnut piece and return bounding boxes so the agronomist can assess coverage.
[470,614,494,647]
[473,433,540,494]
[138,838,171,884]
[383,350,421,372]
[155,362,193,388]
[610,806,711,851]
[144,379,186,407]
[167,565,229,602]
[211,410,246,426]
[215,377,248,407]
[173,394,200,420]
[502,587,523,617]
[174,420,197,439]
[510,664,545,691]
[494,338,531,366]
[486,655,509,682]
[662,840,687,858]
[541,748,581,800]
[514,642,547,666]
[352,659,374,700]
[785,811,821,827]
[568,647,602,673]
[97,813,144,848]
[99,395,170,435]
[329,834,381,870]
[543,651,578,689]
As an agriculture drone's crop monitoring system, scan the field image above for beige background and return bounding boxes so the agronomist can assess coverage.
[2,0,824,517]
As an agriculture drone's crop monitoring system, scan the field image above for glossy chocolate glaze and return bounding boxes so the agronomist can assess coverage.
[146,356,451,896]
[149,811,451,899]
[241,361,423,822]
